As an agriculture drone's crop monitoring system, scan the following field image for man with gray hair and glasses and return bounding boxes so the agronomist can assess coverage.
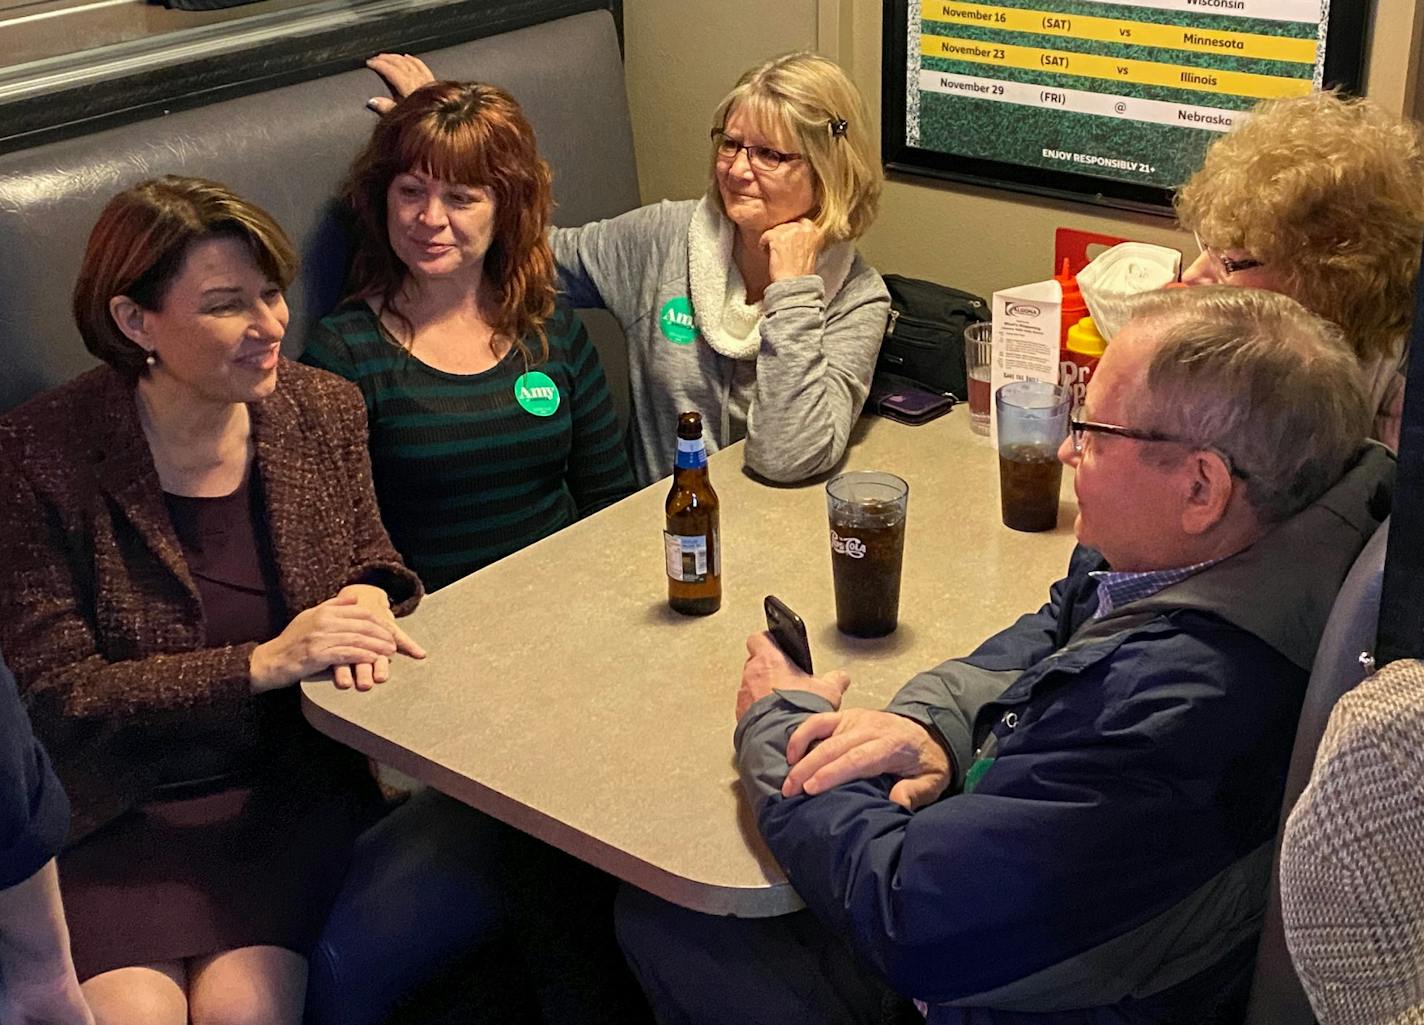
[616,287,1395,1025]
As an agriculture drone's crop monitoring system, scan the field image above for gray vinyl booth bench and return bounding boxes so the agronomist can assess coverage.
[0,10,637,1021]
[0,9,638,420]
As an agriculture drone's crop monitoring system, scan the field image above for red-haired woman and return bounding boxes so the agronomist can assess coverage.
[300,81,635,593]
[300,83,647,1025]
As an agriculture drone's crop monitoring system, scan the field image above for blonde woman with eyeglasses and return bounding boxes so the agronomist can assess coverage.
[370,50,889,485]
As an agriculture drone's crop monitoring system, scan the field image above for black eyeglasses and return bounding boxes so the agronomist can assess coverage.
[1193,232,1264,276]
[710,130,802,172]
[1070,418,1251,481]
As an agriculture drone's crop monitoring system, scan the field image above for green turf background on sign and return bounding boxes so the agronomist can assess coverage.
[912,2,1320,190]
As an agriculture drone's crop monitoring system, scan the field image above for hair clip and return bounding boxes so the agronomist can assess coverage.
[829,117,848,138]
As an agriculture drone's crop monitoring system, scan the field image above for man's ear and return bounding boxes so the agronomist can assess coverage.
[1180,450,1236,535]
[107,295,150,348]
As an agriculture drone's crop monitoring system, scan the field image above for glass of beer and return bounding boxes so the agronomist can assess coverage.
[963,322,992,435]
[826,471,909,638]
[995,381,1070,532]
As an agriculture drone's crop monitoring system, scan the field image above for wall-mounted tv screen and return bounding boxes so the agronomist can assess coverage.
[882,0,1367,212]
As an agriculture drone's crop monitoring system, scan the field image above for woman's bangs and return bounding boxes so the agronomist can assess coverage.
[394,117,494,190]
[733,91,799,151]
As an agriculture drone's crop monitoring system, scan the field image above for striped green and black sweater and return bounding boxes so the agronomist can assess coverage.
[301,302,635,592]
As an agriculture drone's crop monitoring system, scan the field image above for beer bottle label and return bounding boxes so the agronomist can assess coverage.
[664,531,710,582]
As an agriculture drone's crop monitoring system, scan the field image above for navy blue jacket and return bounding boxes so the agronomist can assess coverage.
[735,445,1394,1024]
[0,656,68,889]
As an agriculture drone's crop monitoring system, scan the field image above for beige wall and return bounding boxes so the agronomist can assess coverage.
[622,0,1424,301]
[621,0,820,208]
[1368,0,1424,117]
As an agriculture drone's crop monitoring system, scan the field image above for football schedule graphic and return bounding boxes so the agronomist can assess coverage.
[889,0,1355,206]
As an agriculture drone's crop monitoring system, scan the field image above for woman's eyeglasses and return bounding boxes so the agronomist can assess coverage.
[711,130,802,172]
[1193,232,1265,276]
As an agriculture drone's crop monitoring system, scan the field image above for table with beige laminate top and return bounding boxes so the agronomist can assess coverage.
[301,412,1078,917]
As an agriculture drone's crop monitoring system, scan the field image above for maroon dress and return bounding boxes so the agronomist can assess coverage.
[59,472,381,981]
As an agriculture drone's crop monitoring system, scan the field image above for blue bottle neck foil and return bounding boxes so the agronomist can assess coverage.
[675,437,707,470]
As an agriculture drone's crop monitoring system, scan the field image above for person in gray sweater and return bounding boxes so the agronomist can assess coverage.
[368,50,891,485]
[1280,658,1424,1025]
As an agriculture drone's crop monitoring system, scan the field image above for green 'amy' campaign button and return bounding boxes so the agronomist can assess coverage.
[514,371,560,416]
[659,296,697,344]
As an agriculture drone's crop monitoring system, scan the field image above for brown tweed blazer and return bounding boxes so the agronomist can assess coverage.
[0,360,422,843]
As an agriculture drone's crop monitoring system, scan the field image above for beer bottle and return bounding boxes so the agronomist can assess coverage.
[664,411,721,615]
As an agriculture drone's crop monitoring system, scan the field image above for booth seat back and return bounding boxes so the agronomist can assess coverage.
[1244,516,1392,1025]
[0,10,638,417]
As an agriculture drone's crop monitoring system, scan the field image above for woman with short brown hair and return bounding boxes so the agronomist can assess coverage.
[72,177,298,376]
[0,175,424,1025]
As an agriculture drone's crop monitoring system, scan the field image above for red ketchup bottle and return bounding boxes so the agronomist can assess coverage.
[1055,258,1087,353]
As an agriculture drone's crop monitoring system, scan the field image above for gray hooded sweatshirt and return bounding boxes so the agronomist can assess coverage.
[552,197,890,485]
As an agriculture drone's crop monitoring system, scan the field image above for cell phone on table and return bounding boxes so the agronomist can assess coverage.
[876,386,955,426]
[764,595,814,675]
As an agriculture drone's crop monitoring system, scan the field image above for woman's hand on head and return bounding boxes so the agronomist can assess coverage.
[761,218,825,283]
[366,53,438,114]
[248,592,424,694]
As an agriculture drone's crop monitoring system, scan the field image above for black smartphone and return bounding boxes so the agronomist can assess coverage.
[764,595,814,675]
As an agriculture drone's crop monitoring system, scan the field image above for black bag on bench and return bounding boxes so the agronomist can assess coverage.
[874,274,989,402]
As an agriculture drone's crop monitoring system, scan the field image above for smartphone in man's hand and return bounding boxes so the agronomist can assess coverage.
[764,595,814,675]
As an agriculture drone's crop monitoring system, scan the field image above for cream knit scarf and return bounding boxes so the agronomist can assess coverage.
[686,193,854,360]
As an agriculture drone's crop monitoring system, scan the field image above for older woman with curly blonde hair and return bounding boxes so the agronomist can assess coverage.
[1176,91,1424,448]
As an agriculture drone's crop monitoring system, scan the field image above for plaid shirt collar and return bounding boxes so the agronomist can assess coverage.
[1089,558,1224,619]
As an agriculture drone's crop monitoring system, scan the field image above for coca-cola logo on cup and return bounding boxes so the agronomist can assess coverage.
[830,530,867,559]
